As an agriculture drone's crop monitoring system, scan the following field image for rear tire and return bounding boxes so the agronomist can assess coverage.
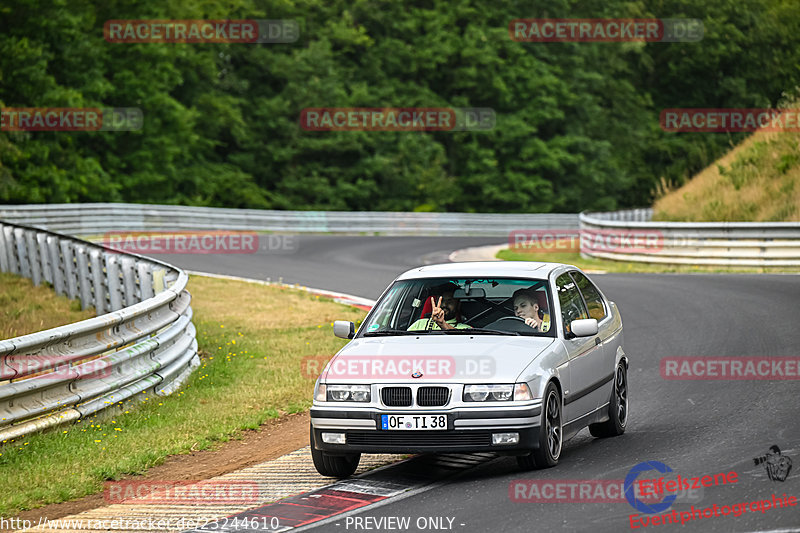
[517,382,562,470]
[310,425,361,478]
[589,362,628,438]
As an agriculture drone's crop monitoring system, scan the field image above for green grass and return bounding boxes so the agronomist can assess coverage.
[497,249,800,273]
[0,273,93,339]
[0,276,366,517]
[653,130,800,222]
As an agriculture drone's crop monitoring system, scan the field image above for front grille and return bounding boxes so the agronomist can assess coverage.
[381,386,412,406]
[347,431,491,447]
[417,386,450,406]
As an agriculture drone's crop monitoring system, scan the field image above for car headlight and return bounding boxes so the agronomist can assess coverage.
[463,383,532,402]
[325,384,371,402]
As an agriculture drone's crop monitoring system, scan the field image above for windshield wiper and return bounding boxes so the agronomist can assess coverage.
[362,329,420,336]
[436,328,520,336]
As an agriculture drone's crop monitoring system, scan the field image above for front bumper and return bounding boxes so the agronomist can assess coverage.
[311,405,542,454]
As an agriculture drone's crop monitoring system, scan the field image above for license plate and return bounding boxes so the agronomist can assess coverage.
[381,414,447,430]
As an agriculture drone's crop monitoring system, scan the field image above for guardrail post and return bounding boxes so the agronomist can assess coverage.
[152,267,166,294]
[15,228,31,279]
[2,226,15,274]
[121,257,137,306]
[106,253,123,311]
[75,245,93,310]
[47,236,65,295]
[90,249,106,314]
[164,270,178,289]
[138,262,154,300]
[27,231,42,286]
[0,224,9,273]
[37,232,53,285]
[61,241,78,300]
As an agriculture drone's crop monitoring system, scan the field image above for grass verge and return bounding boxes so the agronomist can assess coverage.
[653,130,800,222]
[0,273,93,339]
[0,275,365,517]
[497,249,800,273]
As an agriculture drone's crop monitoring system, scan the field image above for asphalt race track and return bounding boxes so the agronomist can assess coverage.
[164,236,800,533]
[154,235,504,299]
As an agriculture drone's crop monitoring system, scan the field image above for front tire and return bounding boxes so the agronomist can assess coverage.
[517,382,562,470]
[310,425,361,478]
[589,362,628,438]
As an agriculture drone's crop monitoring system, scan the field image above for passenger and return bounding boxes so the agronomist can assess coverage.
[407,284,471,331]
[512,288,551,332]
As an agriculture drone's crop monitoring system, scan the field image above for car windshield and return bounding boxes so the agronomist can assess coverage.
[360,277,555,337]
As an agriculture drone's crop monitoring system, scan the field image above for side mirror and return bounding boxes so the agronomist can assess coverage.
[570,318,598,337]
[333,320,355,339]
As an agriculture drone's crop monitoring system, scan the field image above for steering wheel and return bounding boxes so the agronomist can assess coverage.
[493,316,528,324]
[484,316,537,333]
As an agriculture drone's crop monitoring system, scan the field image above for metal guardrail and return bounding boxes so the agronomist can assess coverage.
[0,203,579,236]
[4,202,797,266]
[580,209,800,267]
[0,220,198,441]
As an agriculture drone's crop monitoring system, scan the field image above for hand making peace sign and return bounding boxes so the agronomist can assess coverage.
[430,296,445,327]
[428,295,456,330]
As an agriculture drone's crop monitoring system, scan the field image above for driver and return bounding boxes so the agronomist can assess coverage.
[512,288,551,332]
[407,283,471,331]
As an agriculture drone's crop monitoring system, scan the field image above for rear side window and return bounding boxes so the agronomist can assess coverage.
[570,271,607,321]
[555,273,588,335]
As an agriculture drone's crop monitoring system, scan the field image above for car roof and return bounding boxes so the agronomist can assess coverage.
[395,261,574,281]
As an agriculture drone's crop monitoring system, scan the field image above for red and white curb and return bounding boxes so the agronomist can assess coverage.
[186,453,495,532]
[447,244,506,262]
[17,448,398,533]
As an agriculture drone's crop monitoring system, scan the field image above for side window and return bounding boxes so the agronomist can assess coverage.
[555,273,588,335]
[570,271,607,321]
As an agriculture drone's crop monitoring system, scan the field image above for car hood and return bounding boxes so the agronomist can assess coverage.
[321,335,556,383]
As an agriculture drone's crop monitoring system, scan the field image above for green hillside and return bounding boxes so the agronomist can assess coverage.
[653,128,800,221]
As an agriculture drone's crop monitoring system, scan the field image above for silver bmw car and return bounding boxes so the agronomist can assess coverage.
[310,261,628,477]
